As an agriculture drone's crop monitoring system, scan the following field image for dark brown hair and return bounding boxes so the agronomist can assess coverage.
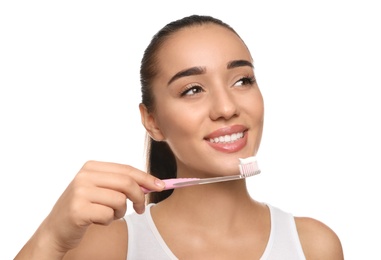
[140,15,239,204]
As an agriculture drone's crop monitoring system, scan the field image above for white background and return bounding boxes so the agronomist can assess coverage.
[1,1,380,259]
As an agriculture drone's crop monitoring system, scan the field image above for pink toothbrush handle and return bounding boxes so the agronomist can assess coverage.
[141,178,200,194]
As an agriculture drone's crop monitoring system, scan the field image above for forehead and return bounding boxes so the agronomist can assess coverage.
[155,24,252,80]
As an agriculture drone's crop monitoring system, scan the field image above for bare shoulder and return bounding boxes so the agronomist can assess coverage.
[63,218,128,260]
[295,216,344,260]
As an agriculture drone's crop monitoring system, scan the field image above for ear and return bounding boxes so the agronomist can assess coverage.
[139,103,165,141]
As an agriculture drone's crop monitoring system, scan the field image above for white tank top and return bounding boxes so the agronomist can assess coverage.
[125,203,306,259]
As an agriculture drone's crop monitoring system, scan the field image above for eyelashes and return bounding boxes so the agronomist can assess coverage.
[180,84,204,97]
[179,76,256,97]
[234,76,256,87]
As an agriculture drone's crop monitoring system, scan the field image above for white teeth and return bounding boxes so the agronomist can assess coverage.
[209,132,244,143]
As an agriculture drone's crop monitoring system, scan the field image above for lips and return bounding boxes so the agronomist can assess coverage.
[204,125,248,153]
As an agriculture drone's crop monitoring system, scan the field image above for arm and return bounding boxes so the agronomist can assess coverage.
[62,218,128,259]
[15,160,165,259]
[295,217,344,260]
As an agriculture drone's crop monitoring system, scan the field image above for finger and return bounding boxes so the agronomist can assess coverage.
[82,203,116,225]
[76,172,147,213]
[81,160,142,176]
[86,187,128,219]
[79,166,165,194]
[133,201,146,214]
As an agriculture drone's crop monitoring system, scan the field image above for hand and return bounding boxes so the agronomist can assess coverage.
[24,161,165,257]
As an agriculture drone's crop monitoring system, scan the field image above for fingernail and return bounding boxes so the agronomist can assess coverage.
[154,178,165,188]
[134,204,145,214]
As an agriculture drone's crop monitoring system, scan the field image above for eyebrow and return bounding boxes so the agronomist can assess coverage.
[227,59,254,69]
[167,59,254,86]
[167,66,205,86]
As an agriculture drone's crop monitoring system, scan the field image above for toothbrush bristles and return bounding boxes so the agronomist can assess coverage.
[239,156,261,177]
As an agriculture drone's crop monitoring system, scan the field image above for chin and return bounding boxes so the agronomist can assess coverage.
[212,159,242,176]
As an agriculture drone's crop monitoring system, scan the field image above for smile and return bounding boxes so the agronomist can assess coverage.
[209,132,244,144]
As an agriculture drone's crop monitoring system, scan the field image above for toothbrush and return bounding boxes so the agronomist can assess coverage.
[142,156,260,194]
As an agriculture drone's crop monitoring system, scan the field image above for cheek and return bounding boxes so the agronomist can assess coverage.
[252,93,265,149]
[244,90,264,121]
[155,101,206,140]
[243,91,264,143]
[154,104,208,163]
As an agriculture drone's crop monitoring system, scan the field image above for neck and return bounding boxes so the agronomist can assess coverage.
[155,179,259,229]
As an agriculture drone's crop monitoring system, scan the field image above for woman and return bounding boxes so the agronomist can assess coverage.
[15,15,344,259]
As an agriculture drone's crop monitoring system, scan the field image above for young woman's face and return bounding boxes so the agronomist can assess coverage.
[149,24,264,177]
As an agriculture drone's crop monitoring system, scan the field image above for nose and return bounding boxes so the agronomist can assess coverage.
[209,88,239,121]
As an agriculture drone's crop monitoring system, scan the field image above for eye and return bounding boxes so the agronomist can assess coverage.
[180,85,204,97]
[234,76,256,87]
